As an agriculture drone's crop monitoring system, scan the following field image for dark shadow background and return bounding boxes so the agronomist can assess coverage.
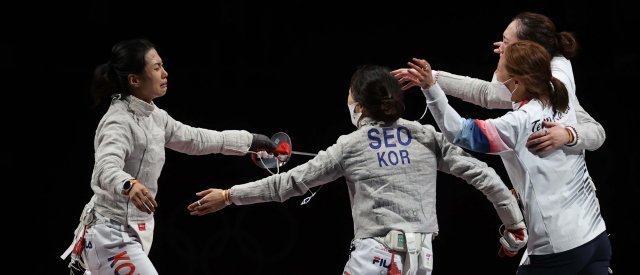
[12,0,636,274]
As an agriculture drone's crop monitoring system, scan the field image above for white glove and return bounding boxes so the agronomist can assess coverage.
[498,221,528,257]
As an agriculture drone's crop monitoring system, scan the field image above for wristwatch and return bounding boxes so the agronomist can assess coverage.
[122,179,136,195]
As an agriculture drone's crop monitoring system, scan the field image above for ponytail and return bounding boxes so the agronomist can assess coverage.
[557,32,578,58]
[377,97,405,123]
[549,77,569,112]
[90,38,156,107]
[90,62,116,107]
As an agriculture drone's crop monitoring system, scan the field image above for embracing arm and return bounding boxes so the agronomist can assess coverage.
[573,103,606,150]
[435,70,512,109]
[423,83,518,154]
[525,102,606,154]
[392,59,517,153]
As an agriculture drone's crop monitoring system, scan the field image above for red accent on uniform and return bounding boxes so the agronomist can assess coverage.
[138,223,146,231]
[114,262,136,275]
[110,250,131,267]
[72,229,87,256]
[388,250,401,275]
[517,100,530,109]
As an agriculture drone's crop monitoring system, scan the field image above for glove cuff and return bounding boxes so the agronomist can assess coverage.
[499,237,521,252]
[495,197,524,229]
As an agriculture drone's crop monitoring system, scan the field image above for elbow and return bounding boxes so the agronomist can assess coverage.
[597,126,607,146]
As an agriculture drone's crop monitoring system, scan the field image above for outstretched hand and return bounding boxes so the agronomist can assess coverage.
[187,188,228,216]
[526,122,570,154]
[390,58,434,91]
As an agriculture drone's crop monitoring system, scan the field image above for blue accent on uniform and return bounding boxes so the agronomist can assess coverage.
[368,128,382,149]
[453,119,490,153]
[370,126,413,167]
[383,127,397,147]
[377,152,388,167]
[399,150,410,164]
[398,127,412,146]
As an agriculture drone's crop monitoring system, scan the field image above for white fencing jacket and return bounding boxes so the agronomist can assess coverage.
[231,117,523,240]
[424,84,606,255]
[88,94,252,240]
[435,56,605,151]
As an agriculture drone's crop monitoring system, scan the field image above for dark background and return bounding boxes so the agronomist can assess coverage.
[10,0,636,274]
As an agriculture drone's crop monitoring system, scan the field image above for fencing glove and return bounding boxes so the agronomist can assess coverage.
[249,133,277,152]
[498,221,528,257]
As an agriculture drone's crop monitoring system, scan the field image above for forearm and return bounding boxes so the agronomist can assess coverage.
[231,148,344,205]
[436,134,523,227]
[422,83,464,143]
[436,71,512,109]
[230,168,313,205]
[166,125,253,156]
[493,195,524,228]
[94,156,134,194]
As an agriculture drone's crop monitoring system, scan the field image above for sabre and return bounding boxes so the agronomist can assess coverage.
[248,132,322,205]
[250,132,318,171]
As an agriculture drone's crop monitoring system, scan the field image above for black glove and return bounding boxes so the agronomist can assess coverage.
[250,133,277,151]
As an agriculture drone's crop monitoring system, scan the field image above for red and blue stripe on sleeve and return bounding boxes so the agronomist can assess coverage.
[454,119,510,153]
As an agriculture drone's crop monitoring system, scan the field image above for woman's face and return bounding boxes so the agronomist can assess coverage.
[499,20,520,54]
[496,55,527,102]
[495,54,510,83]
[130,48,169,103]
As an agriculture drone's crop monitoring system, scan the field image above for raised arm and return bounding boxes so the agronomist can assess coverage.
[392,59,519,154]
[424,83,520,154]
[435,70,512,109]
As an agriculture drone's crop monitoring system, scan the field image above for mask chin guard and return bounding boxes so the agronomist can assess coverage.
[251,132,292,171]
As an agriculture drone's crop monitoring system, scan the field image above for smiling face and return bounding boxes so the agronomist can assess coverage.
[129,48,168,102]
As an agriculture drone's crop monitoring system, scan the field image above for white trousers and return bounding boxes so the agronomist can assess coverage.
[342,237,433,275]
[82,223,158,275]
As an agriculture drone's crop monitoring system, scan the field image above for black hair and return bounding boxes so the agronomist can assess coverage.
[350,65,405,123]
[90,38,156,106]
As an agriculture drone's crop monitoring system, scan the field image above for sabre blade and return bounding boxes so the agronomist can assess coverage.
[291,150,317,157]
